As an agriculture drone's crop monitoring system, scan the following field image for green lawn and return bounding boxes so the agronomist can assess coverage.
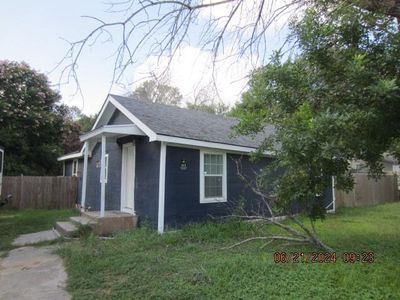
[0,208,79,252]
[59,203,400,300]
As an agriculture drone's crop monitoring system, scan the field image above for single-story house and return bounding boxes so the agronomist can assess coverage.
[59,94,334,233]
[350,155,399,175]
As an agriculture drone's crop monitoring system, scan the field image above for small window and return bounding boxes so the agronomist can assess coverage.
[104,154,109,183]
[200,151,227,203]
[72,159,79,177]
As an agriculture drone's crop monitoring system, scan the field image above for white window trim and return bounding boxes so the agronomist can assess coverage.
[72,159,79,177]
[200,150,227,203]
[104,154,109,183]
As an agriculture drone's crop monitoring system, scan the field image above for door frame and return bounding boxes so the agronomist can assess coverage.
[120,142,136,214]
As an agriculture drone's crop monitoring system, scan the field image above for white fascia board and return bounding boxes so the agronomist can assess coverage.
[156,134,275,156]
[57,148,84,161]
[109,95,157,140]
[91,96,115,130]
[80,124,145,142]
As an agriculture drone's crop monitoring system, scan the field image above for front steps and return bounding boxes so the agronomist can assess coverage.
[55,221,79,237]
[55,211,138,237]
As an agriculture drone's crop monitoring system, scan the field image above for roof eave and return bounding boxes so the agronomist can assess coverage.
[155,134,275,156]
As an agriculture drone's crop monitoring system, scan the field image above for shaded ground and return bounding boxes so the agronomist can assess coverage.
[0,246,70,300]
[59,202,400,299]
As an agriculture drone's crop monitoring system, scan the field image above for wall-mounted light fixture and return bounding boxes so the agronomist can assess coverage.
[180,159,188,171]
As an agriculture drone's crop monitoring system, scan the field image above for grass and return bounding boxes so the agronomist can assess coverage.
[0,208,79,252]
[59,203,400,300]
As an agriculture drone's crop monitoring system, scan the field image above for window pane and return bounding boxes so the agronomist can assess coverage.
[211,155,216,164]
[205,176,222,198]
[204,163,211,174]
[203,153,223,175]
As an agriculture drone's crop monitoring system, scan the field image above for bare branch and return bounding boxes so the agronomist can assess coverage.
[221,235,308,249]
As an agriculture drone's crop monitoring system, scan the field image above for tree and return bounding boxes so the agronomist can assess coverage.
[187,102,230,115]
[230,1,400,248]
[62,106,97,154]
[0,61,66,175]
[131,79,183,106]
[76,113,97,133]
[187,84,230,115]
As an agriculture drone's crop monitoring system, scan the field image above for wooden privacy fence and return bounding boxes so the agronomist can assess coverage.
[335,173,399,208]
[2,176,79,209]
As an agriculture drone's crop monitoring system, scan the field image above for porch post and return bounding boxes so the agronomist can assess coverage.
[100,135,106,217]
[81,142,89,211]
[157,142,167,233]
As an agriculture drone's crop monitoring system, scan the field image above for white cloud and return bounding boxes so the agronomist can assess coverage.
[133,46,258,107]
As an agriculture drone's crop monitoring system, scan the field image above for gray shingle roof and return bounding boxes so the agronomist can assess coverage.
[111,94,274,149]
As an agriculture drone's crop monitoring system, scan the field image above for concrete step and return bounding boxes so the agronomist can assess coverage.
[69,216,97,226]
[55,221,78,237]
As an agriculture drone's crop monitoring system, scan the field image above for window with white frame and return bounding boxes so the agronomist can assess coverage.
[72,159,79,177]
[200,151,227,203]
[104,154,109,183]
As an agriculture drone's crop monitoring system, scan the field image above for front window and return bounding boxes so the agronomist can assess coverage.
[72,159,79,177]
[200,151,227,203]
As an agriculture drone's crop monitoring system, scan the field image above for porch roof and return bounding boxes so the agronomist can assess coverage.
[80,124,145,142]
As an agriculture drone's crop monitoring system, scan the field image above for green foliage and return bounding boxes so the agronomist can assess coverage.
[76,113,97,133]
[131,80,183,106]
[58,203,400,299]
[0,61,67,175]
[233,3,400,220]
[62,106,97,154]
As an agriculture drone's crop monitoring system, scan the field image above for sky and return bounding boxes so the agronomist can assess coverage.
[0,1,291,115]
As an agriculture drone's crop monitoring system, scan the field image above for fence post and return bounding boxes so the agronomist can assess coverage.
[20,174,24,209]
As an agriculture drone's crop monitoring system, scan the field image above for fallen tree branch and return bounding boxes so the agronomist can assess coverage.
[222,235,308,250]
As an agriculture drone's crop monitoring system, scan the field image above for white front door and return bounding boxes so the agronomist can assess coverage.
[121,143,135,214]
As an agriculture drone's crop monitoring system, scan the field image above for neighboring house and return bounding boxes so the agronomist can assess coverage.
[350,155,400,191]
[58,94,334,233]
[350,155,399,175]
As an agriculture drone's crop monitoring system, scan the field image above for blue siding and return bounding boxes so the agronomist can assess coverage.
[226,153,274,215]
[164,146,272,228]
[134,138,160,227]
[109,110,132,125]
[64,161,73,176]
[75,136,160,227]
[67,140,334,229]
[85,140,122,211]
